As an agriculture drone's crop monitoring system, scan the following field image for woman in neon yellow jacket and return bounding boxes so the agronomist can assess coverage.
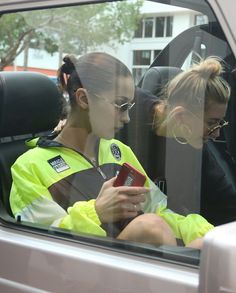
[10,52,214,248]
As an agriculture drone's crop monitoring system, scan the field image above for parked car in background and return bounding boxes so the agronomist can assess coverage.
[0,0,236,292]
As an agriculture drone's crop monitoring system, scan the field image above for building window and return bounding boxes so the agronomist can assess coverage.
[144,18,154,38]
[155,16,173,37]
[165,16,173,37]
[134,20,143,38]
[132,50,160,83]
[195,14,208,25]
[154,50,161,58]
[155,17,165,37]
[135,16,173,38]
[133,50,151,66]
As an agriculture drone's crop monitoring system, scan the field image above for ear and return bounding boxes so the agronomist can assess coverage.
[169,106,186,124]
[74,88,89,110]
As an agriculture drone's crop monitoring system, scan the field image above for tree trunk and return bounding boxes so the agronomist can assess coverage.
[58,40,63,67]
[23,43,29,71]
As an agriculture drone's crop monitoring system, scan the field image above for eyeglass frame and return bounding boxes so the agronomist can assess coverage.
[186,109,229,136]
[207,119,229,135]
[88,91,135,112]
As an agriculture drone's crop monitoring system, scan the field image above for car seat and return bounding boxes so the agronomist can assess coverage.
[140,66,183,95]
[0,71,62,217]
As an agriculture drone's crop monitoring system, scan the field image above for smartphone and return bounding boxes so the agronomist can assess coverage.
[113,162,146,187]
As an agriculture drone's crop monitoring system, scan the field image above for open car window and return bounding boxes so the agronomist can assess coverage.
[0,0,236,269]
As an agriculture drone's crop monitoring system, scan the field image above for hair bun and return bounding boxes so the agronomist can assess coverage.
[61,55,77,75]
[194,57,223,79]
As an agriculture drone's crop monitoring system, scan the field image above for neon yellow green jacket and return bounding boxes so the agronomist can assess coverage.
[10,137,213,244]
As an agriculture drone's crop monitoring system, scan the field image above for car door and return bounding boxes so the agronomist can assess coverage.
[0,0,236,292]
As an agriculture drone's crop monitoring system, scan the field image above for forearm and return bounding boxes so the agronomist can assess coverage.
[59,199,106,236]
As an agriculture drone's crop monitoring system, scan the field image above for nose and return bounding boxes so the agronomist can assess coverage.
[120,110,130,124]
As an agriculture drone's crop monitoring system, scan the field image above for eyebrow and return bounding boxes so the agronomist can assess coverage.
[116,95,133,102]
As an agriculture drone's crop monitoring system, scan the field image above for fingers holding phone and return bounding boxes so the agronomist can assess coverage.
[113,162,146,187]
[95,164,149,223]
[113,162,148,215]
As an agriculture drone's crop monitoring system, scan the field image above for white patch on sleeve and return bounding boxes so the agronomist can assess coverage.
[16,196,67,227]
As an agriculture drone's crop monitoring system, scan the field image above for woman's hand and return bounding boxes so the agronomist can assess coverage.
[95,177,149,223]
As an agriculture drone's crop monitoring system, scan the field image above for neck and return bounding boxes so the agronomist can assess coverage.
[55,122,98,159]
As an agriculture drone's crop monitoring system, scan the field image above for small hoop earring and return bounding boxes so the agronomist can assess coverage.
[172,124,192,145]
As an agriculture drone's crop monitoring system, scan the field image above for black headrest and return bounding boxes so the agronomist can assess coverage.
[0,71,62,137]
[141,66,183,95]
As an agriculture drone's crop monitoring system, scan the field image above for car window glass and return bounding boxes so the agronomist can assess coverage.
[0,0,235,267]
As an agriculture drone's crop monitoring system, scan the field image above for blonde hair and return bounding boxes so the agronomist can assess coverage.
[154,57,231,130]
[167,56,230,110]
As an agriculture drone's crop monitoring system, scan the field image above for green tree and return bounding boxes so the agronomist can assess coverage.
[0,13,58,70]
[0,1,143,70]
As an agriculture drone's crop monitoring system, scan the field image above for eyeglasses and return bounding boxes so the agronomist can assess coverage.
[89,91,135,112]
[187,109,229,136]
[207,119,229,135]
[114,101,135,112]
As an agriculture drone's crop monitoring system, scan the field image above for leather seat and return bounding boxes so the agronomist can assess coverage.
[141,66,182,95]
[0,71,62,216]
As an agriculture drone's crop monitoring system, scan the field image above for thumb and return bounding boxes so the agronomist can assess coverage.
[106,176,117,186]
[101,176,117,189]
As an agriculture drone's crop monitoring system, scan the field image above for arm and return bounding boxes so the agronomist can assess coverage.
[10,159,106,236]
[158,208,214,245]
[10,157,148,237]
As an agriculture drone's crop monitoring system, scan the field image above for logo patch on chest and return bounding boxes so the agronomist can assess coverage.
[48,155,70,173]
[110,143,121,161]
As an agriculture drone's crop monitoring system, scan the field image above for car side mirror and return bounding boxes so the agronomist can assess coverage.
[199,221,236,292]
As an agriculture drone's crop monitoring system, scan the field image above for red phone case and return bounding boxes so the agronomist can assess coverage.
[113,162,146,187]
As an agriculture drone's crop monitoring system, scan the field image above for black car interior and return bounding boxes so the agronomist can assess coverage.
[0,71,62,217]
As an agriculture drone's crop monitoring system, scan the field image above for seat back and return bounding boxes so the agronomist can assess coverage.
[0,71,62,216]
[141,66,182,95]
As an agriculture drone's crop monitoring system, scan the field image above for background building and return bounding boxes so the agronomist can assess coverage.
[5,1,207,83]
